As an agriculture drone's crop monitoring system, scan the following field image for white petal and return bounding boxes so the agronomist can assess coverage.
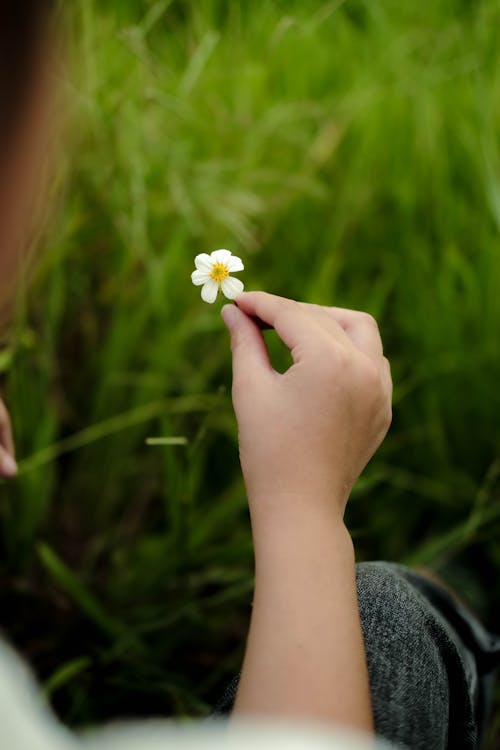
[201,279,219,303]
[195,253,214,272]
[221,276,244,299]
[211,249,232,264]
[191,269,210,286]
[227,255,244,272]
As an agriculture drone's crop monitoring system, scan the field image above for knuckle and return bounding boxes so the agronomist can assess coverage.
[231,329,250,352]
[383,356,393,382]
[360,358,381,389]
[324,342,348,371]
[382,404,393,431]
[308,302,323,315]
[359,361,389,410]
[360,311,379,330]
[276,304,297,328]
[282,297,300,314]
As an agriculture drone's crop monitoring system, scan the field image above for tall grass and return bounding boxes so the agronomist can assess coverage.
[1,0,500,738]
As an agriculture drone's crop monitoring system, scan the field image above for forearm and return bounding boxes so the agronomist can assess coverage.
[233,495,373,733]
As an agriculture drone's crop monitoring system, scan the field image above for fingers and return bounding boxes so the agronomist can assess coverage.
[0,399,15,456]
[235,292,338,360]
[382,356,393,400]
[221,304,273,384]
[236,292,384,364]
[304,305,384,360]
[0,399,17,478]
[327,307,384,359]
[0,446,17,478]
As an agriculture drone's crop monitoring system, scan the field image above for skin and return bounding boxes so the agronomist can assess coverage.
[0,32,54,480]
[0,398,16,478]
[0,42,54,323]
[0,17,393,732]
[0,113,27,479]
[2,281,392,726]
[221,292,393,732]
[0,120,27,479]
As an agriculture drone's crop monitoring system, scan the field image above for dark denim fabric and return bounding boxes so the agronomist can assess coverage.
[211,562,500,750]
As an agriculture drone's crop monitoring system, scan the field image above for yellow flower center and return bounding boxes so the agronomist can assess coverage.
[210,262,229,283]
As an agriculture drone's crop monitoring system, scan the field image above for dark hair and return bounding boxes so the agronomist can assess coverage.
[0,1,55,163]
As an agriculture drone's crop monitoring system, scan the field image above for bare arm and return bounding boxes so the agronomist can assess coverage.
[0,108,49,325]
[0,398,17,477]
[237,509,371,729]
[0,43,55,327]
[221,292,392,733]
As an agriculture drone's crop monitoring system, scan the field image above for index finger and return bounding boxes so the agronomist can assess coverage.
[236,292,342,361]
[313,305,384,360]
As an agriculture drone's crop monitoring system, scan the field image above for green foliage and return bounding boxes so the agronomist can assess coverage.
[1,0,500,737]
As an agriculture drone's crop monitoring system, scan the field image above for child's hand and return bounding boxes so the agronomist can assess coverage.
[221,292,392,525]
[0,398,17,478]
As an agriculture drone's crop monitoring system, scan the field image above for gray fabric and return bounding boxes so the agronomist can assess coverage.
[212,562,500,750]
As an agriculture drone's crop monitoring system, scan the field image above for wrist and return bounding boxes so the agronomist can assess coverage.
[247,490,353,569]
[247,483,349,530]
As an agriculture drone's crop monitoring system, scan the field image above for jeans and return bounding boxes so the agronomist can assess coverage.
[212,562,500,749]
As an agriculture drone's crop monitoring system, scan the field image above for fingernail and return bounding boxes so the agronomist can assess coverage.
[221,304,238,330]
[1,454,18,477]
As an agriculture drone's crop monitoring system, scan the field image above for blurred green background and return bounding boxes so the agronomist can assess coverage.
[1,0,500,743]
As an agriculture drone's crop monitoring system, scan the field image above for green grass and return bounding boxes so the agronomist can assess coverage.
[1,0,500,741]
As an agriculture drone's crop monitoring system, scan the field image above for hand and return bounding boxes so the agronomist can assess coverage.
[0,398,17,478]
[221,292,392,523]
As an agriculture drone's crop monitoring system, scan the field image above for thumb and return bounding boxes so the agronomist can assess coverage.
[221,304,272,384]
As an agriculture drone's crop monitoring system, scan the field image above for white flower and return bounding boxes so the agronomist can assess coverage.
[191,249,244,304]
